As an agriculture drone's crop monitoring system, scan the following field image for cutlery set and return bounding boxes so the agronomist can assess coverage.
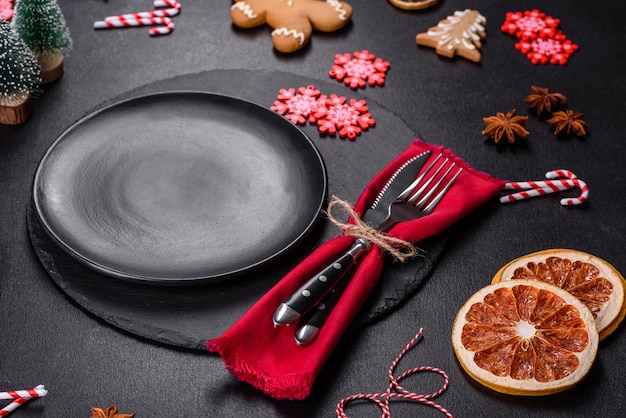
[273,150,463,344]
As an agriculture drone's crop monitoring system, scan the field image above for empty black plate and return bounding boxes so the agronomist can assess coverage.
[33,91,327,285]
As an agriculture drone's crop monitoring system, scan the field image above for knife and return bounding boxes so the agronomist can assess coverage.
[294,263,353,345]
[273,150,432,328]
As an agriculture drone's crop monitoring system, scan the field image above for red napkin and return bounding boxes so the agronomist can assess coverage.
[207,139,505,400]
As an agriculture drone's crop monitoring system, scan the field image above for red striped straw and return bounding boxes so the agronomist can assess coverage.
[500,169,588,206]
[0,385,46,417]
[336,329,453,418]
[93,0,181,36]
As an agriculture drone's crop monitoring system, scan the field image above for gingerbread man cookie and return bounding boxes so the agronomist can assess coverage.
[231,0,353,53]
[388,0,438,10]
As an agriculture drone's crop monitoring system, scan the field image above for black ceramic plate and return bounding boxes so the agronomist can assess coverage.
[33,92,327,285]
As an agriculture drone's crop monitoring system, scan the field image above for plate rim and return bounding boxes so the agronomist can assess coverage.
[32,90,328,285]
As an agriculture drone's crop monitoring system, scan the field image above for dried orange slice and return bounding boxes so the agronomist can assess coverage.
[452,280,598,395]
[492,249,626,340]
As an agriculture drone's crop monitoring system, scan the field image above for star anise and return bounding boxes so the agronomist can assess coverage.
[91,405,135,418]
[524,85,567,116]
[546,110,590,136]
[482,109,529,144]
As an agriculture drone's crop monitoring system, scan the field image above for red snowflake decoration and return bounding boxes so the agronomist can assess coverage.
[501,9,560,39]
[310,94,376,140]
[329,49,390,90]
[270,85,321,125]
[270,87,376,141]
[516,34,578,65]
[1,0,13,20]
[501,9,578,65]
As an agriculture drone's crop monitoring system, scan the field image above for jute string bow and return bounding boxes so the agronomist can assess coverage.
[325,196,419,262]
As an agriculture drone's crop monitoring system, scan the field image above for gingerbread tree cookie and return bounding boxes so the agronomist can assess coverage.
[416,9,486,62]
[231,0,352,53]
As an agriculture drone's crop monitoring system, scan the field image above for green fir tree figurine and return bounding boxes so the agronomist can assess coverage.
[14,0,72,83]
[0,17,41,125]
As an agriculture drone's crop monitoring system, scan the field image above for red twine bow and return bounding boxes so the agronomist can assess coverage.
[336,329,453,418]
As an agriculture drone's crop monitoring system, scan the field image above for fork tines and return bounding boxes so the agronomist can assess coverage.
[404,153,463,214]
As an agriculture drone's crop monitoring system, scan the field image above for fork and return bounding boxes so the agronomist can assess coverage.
[292,155,463,344]
[273,153,463,330]
[377,154,463,231]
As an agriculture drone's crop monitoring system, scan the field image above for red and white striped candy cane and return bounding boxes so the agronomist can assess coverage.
[0,386,47,400]
[0,397,28,417]
[501,178,578,202]
[500,169,588,206]
[103,0,181,21]
[502,178,578,193]
[94,0,181,36]
[95,16,175,36]
[0,385,46,417]
[336,329,453,418]
[545,169,589,206]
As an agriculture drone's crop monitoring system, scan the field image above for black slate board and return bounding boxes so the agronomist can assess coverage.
[27,69,448,350]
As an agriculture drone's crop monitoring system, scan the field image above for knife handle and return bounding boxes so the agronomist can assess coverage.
[273,238,368,327]
[294,266,352,345]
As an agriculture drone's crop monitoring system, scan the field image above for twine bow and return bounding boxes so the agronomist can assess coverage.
[325,196,419,262]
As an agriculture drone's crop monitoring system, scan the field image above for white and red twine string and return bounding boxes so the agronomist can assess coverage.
[0,385,47,417]
[94,0,181,36]
[336,329,453,418]
[501,169,588,206]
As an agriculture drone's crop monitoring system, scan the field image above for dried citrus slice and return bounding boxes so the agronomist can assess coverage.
[492,249,626,340]
[452,280,598,396]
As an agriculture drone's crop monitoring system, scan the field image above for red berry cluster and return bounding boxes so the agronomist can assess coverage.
[501,9,578,65]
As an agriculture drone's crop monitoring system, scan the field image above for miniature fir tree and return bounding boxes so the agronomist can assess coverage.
[0,17,41,124]
[14,0,72,83]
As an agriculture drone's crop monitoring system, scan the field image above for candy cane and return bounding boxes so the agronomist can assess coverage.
[547,169,589,206]
[0,398,28,417]
[500,169,588,206]
[93,0,181,36]
[96,16,175,36]
[103,0,181,21]
[0,386,48,400]
[0,385,46,417]
[503,178,578,192]
[501,178,578,202]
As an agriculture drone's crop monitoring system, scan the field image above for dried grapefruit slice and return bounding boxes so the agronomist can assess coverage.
[452,280,598,395]
[492,249,626,340]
